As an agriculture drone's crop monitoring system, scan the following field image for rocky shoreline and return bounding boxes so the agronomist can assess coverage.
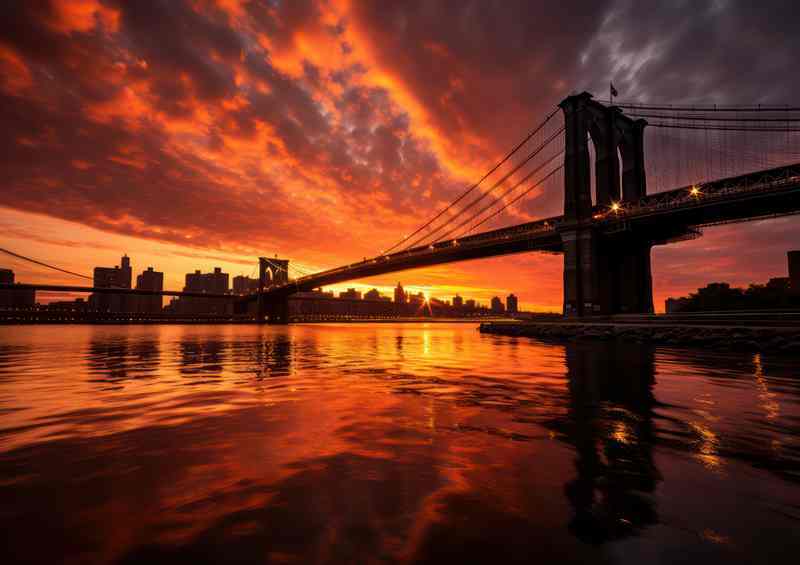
[479,321,800,353]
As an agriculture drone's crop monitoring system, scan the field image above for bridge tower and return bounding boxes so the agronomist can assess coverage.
[559,92,652,316]
[257,256,290,324]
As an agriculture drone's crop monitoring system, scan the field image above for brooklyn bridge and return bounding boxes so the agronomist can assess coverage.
[4,92,800,323]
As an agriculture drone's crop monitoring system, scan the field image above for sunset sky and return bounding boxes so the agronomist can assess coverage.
[1,0,799,311]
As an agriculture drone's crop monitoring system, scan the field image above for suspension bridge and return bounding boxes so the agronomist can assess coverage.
[246,92,800,322]
[3,91,800,323]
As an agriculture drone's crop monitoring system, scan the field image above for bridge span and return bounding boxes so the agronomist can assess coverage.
[250,160,800,321]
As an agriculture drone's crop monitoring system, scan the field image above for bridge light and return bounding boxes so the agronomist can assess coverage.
[610,202,621,212]
[690,185,701,196]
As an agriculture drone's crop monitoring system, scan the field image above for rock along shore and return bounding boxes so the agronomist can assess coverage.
[479,321,800,353]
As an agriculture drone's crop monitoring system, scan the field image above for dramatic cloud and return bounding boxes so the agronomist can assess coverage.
[1,0,798,309]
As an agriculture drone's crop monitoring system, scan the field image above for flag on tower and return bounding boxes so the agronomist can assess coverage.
[610,82,618,99]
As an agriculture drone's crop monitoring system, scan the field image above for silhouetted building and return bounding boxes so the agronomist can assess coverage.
[290,291,393,318]
[465,299,476,310]
[0,268,35,309]
[186,267,228,294]
[90,255,133,312]
[172,267,231,315]
[452,294,463,308]
[233,275,259,295]
[789,250,800,291]
[93,255,132,288]
[409,292,425,306]
[491,296,504,313]
[506,293,518,313]
[364,288,382,301]
[665,296,690,313]
[47,298,88,312]
[135,267,163,313]
[394,282,406,304]
[339,288,362,300]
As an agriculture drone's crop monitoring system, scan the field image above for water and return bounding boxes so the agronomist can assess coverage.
[0,324,798,564]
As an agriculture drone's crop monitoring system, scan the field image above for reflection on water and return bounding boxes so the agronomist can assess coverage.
[0,324,799,564]
[558,345,660,544]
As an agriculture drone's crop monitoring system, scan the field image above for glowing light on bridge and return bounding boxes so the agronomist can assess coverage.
[690,185,701,196]
[610,202,621,212]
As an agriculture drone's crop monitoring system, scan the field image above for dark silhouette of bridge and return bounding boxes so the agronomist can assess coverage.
[248,92,800,322]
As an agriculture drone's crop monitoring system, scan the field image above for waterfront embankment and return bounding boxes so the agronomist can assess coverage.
[479,319,800,353]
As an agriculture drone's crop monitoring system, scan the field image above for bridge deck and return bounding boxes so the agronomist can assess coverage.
[236,162,800,301]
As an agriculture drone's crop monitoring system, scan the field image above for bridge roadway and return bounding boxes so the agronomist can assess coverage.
[253,162,800,301]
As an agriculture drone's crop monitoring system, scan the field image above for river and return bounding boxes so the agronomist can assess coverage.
[1,323,798,564]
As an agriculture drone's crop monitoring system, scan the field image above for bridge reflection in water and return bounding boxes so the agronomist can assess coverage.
[0,324,798,563]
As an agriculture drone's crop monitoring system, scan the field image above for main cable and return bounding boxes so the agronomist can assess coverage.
[0,247,94,281]
[381,106,561,255]
[615,102,800,112]
[402,125,565,251]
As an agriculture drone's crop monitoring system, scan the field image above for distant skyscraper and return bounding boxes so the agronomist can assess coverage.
[339,288,362,300]
[185,267,229,294]
[0,268,35,309]
[233,275,259,295]
[394,282,406,304]
[90,255,133,312]
[179,267,230,315]
[364,288,382,301]
[490,296,505,313]
[136,267,164,313]
[452,294,463,308]
[506,293,518,313]
[465,299,476,310]
[93,255,132,289]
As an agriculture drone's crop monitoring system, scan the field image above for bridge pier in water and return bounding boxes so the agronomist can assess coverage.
[266,298,289,324]
[560,92,653,317]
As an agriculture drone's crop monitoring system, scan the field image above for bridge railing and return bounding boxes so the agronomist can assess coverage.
[594,162,800,222]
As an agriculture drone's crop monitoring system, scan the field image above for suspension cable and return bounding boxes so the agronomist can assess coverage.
[615,102,800,112]
[432,149,564,245]
[625,113,800,122]
[402,125,565,251]
[458,165,564,238]
[0,247,94,281]
[381,106,561,255]
[647,123,800,133]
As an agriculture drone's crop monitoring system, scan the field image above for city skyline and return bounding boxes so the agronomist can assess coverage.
[1,2,799,312]
[1,252,521,313]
